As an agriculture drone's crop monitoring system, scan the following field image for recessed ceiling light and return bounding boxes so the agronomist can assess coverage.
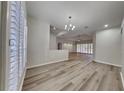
[104,24,108,28]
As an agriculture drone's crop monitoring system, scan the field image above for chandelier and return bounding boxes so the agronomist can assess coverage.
[65,16,75,31]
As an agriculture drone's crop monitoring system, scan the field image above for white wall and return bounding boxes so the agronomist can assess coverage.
[47,50,69,63]
[94,27,122,66]
[121,18,124,76]
[27,17,50,68]
[27,17,69,68]
[50,32,57,50]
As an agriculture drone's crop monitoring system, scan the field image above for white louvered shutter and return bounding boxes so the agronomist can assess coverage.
[8,1,27,91]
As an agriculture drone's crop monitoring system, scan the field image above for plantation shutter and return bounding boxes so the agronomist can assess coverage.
[8,1,27,90]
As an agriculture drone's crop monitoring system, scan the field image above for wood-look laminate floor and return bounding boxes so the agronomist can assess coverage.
[22,53,123,91]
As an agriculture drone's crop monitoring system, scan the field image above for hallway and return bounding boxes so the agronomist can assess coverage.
[23,53,123,91]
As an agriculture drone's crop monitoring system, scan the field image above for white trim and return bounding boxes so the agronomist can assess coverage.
[120,72,124,89]
[18,67,26,91]
[1,2,10,90]
[27,60,68,69]
[93,60,122,67]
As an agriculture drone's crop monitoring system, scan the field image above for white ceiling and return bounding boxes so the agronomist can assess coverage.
[26,1,124,40]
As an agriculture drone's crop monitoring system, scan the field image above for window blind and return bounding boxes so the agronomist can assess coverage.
[8,1,27,91]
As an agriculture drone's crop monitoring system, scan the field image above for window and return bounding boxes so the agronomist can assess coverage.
[7,1,27,90]
[76,43,93,54]
[63,43,73,52]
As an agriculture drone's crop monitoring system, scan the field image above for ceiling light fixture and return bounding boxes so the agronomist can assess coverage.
[65,16,75,31]
[53,26,56,30]
[104,24,108,28]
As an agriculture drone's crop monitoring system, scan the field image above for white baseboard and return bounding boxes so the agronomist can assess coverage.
[120,72,124,89]
[93,60,122,67]
[27,60,68,69]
